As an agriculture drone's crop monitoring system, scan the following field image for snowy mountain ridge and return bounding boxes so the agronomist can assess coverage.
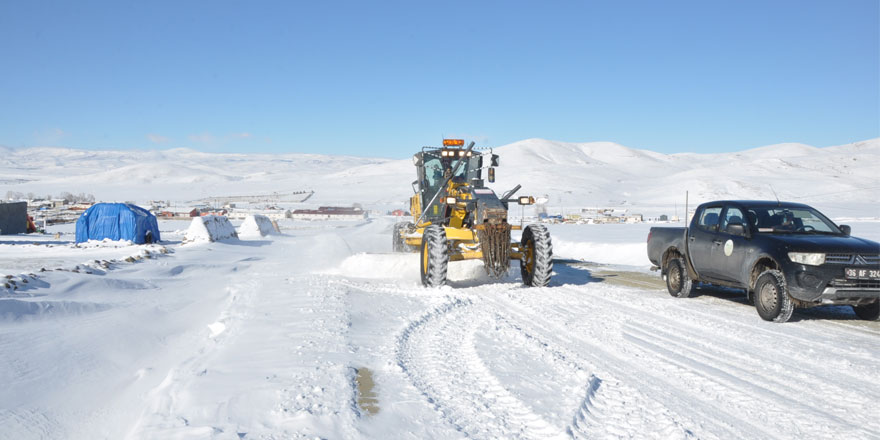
[1,138,877,216]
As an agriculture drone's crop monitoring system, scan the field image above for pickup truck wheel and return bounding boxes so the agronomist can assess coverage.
[852,302,880,321]
[754,270,794,323]
[666,258,694,298]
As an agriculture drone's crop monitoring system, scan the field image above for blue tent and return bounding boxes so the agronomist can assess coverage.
[75,203,160,244]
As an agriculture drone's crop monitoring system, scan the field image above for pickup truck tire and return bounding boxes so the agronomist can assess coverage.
[666,258,694,298]
[420,225,448,287]
[754,270,794,323]
[852,301,880,321]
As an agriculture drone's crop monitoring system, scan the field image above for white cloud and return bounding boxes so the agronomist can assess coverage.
[188,133,217,144]
[147,134,170,144]
[33,127,68,145]
[187,132,255,148]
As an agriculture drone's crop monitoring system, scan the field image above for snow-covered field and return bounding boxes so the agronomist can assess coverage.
[2,138,879,439]
[1,217,878,439]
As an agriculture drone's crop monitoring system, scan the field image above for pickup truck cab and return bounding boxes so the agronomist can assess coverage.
[647,200,880,323]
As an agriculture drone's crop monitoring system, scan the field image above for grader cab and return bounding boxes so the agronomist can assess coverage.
[393,139,553,287]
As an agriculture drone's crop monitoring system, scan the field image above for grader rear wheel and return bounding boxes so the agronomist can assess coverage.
[420,225,449,287]
[520,224,552,287]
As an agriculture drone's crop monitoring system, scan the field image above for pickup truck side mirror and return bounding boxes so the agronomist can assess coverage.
[840,224,851,236]
[727,222,749,237]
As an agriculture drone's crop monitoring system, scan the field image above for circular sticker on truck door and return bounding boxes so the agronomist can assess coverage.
[724,239,734,256]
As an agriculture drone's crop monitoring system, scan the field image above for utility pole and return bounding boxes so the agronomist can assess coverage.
[685,191,689,223]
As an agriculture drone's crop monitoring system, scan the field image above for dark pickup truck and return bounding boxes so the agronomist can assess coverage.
[647,200,880,323]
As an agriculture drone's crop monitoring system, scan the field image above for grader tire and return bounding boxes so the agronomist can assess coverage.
[420,225,449,287]
[521,224,552,287]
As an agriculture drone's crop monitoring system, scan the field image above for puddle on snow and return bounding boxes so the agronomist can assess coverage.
[355,367,379,415]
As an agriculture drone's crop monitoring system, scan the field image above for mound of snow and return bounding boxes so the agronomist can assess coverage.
[238,214,278,238]
[183,216,239,243]
[331,252,504,282]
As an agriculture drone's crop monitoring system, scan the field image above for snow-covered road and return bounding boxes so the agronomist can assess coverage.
[1,218,878,439]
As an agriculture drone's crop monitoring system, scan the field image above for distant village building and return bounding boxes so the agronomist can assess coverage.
[624,214,643,224]
[226,209,291,221]
[390,209,409,217]
[291,206,367,221]
[0,201,28,235]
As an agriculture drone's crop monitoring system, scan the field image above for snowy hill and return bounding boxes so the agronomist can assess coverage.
[2,138,878,217]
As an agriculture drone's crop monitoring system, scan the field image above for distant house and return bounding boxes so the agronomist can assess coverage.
[200,209,227,217]
[291,206,367,221]
[390,209,409,217]
[189,208,200,217]
[0,201,28,235]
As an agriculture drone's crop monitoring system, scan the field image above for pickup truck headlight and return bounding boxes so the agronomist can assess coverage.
[788,252,825,266]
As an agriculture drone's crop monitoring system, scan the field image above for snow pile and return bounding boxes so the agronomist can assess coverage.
[333,252,511,283]
[237,214,277,238]
[552,240,650,267]
[183,216,239,243]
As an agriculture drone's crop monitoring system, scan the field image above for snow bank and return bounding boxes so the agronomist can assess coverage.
[183,216,239,243]
[332,252,507,283]
[552,239,650,267]
[238,214,277,238]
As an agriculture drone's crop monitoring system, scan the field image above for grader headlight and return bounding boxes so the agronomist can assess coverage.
[445,196,457,205]
[518,196,535,205]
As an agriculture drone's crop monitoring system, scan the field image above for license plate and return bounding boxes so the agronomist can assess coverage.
[845,267,880,280]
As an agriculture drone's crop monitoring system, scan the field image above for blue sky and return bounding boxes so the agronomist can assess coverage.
[1,1,877,157]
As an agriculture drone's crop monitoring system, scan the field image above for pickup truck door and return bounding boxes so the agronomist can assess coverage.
[688,206,723,278]
[711,206,750,285]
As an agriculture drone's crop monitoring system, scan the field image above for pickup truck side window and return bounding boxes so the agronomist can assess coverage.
[698,207,723,231]
[720,207,746,232]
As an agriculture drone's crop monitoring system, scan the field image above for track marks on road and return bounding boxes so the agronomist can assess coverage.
[397,297,575,438]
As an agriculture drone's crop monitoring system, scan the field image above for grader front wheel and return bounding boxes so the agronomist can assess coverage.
[420,225,449,287]
[520,224,553,287]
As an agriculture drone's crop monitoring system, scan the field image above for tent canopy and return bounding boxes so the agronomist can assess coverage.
[75,203,160,244]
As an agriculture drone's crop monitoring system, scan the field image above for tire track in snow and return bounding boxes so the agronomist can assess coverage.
[621,319,880,418]
[497,285,880,439]
[656,293,880,354]
[620,325,876,439]
[490,314,693,440]
[577,286,880,385]
[396,297,569,439]
[483,288,777,440]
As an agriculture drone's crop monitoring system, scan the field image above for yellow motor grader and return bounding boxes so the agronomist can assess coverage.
[393,139,553,287]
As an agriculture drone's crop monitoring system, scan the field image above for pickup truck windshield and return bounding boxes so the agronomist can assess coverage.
[746,206,840,234]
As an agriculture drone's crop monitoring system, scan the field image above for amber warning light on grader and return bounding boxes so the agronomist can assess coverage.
[443,139,465,146]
